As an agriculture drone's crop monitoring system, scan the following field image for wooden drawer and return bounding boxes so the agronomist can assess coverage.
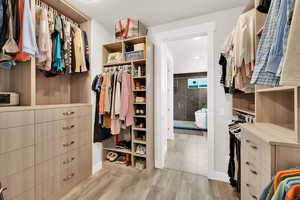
[0,146,34,179]
[1,167,34,200]
[0,125,34,154]
[78,106,92,117]
[35,107,79,123]
[243,131,263,160]
[0,111,34,129]
[35,118,78,144]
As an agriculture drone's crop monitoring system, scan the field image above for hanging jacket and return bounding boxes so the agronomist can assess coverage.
[0,0,8,49]
[22,0,38,57]
[73,27,87,72]
[82,30,90,70]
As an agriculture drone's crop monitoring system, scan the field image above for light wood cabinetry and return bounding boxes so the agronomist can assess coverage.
[0,0,93,199]
[0,105,92,200]
[102,36,154,170]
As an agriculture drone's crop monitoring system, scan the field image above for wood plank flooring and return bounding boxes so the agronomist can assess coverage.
[166,131,208,176]
[61,166,240,200]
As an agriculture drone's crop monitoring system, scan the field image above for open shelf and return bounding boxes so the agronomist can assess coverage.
[256,86,296,93]
[233,108,255,116]
[103,147,132,154]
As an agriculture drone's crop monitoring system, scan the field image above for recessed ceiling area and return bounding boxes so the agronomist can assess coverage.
[167,36,208,74]
[71,0,247,31]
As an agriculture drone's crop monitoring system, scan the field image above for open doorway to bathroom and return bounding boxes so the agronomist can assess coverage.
[164,35,209,176]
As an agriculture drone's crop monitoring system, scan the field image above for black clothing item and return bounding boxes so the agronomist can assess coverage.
[11,0,20,44]
[0,0,8,49]
[92,75,112,142]
[227,132,241,192]
[82,31,90,70]
[257,0,271,14]
[219,54,230,94]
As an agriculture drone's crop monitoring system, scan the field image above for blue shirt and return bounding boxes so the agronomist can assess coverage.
[265,0,295,74]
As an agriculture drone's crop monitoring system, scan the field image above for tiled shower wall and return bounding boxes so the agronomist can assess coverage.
[174,72,207,121]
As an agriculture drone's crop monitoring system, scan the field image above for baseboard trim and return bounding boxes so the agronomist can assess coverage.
[92,161,102,174]
[208,171,229,183]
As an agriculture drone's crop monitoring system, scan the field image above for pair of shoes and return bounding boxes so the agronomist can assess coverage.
[135,159,146,170]
[136,145,146,155]
[137,123,145,128]
[115,155,126,165]
[106,151,118,162]
[136,109,145,115]
[116,140,131,150]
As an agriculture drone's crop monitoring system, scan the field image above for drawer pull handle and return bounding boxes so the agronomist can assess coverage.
[251,194,257,199]
[246,183,250,187]
[246,161,250,165]
[63,125,75,130]
[246,139,251,143]
[63,157,76,165]
[63,173,75,182]
[63,141,75,147]
[250,169,258,175]
[63,111,75,116]
[250,145,258,150]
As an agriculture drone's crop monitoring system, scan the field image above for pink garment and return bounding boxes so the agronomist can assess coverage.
[111,119,121,135]
[119,72,134,127]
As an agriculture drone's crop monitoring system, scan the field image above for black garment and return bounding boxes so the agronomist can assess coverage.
[296,196,300,200]
[257,0,272,14]
[11,0,19,44]
[92,75,112,142]
[219,54,230,94]
[82,31,90,70]
[0,0,8,49]
[227,131,241,192]
[228,132,237,188]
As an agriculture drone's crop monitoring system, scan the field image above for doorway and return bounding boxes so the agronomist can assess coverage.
[151,21,216,179]
[164,36,209,176]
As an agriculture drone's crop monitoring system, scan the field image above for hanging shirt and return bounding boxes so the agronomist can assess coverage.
[99,72,108,115]
[63,19,72,73]
[14,0,30,62]
[265,0,295,74]
[250,0,281,86]
[233,9,256,69]
[22,0,39,57]
[52,32,63,72]
[120,71,134,127]
[73,27,86,72]
[104,71,113,113]
[36,7,51,71]
[280,0,300,86]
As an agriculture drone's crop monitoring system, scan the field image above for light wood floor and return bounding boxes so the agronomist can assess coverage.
[166,130,208,176]
[61,166,240,200]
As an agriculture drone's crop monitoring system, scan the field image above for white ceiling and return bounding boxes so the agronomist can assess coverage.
[167,36,208,74]
[71,0,246,31]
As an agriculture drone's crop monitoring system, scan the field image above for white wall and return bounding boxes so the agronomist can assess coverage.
[150,7,242,175]
[167,36,208,74]
[89,20,113,174]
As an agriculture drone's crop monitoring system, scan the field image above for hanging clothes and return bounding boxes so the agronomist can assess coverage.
[0,0,8,50]
[99,72,108,115]
[22,0,39,57]
[92,74,112,142]
[73,26,87,73]
[111,71,121,135]
[2,0,19,54]
[62,19,72,74]
[104,71,113,113]
[119,71,134,127]
[14,0,30,62]
[36,7,51,71]
[11,0,20,45]
[280,0,300,86]
[250,0,281,86]
[82,30,90,70]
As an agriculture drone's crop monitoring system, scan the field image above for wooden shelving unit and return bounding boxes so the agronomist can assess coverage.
[102,36,154,170]
[232,93,255,116]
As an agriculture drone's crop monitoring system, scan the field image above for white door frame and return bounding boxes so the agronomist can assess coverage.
[151,21,217,179]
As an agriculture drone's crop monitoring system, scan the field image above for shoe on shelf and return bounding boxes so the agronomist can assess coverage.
[106,151,119,162]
